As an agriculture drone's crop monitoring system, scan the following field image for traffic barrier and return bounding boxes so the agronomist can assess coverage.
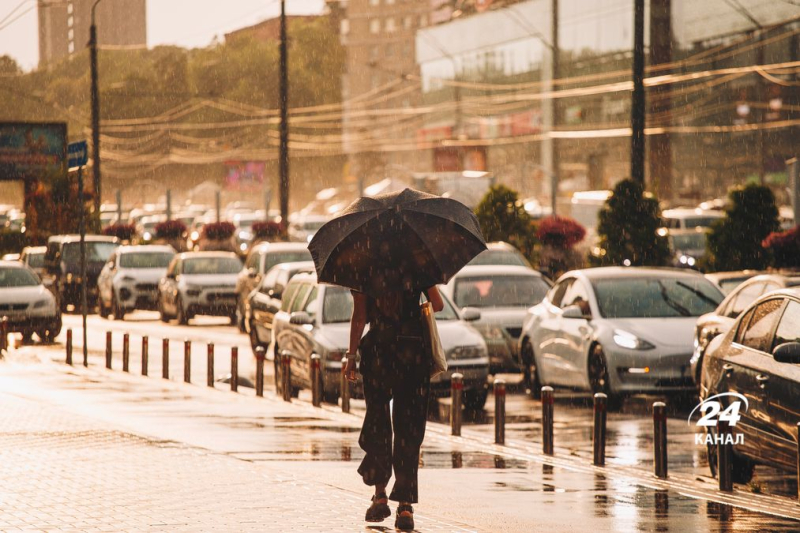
[122,333,130,372]
[653,401,668,479]
[541,386,554,455]
[254,346,265,397]
[105,331,112,369]
[310,354,322,407]
[451,373,463,437]
[141,336,149,376]
[230,346,239,392]
[717,419,733,491]
[593,393,607,466]
[494,379,506,445]
[183,339,191,383]
[207,343,214,388]
[340,366,350,414]
[162,339,169,379]
[281,352,292,403]
[65,328,73,365]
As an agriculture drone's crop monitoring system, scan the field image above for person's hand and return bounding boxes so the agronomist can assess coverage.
[344,358,357,382]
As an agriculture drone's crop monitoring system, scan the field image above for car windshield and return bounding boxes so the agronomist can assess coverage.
[26,252,44,268]
[264,250,313,272]
[301,220,326,231]
[322,287,459,323]
[119,252,174,269]
[62,242,118,263]
[670,232,707,250]
[454,275,549,308]
[0,267,39,287]
[183,256,241,274]
[592,277,722,318]
[467,249,529,267]
[683,216,720,229]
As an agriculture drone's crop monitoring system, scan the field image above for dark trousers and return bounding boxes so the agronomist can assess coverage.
[357,328,430,503]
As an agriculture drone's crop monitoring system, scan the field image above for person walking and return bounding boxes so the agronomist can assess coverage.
[345,280,443,530]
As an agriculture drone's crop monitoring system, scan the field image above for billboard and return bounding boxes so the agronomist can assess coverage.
[0,122,67,181]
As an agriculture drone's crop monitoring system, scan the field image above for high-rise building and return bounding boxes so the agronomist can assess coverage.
[38,0,147,66]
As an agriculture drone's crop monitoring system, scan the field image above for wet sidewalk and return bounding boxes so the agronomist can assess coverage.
[1,347,799,532]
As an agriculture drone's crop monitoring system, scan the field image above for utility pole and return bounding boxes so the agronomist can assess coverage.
[756,29,765,184]
[550,0,559,215]
[649,0,672,200]
[279,0,290,233]
[89,0,104,231]
[631,0,646,185]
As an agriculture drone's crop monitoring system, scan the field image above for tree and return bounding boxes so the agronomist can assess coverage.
[474,184,537,259]
[595,178,670,266]
[707,184,780,271]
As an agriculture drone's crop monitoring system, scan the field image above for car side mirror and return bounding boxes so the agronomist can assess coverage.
[289,311,314,326]
[461,307,481,322]
[772,342,800,364]
[562,305,590,320]
[166,272,176,280]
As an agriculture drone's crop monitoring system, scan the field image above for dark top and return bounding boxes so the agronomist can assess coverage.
[355,288,424,335]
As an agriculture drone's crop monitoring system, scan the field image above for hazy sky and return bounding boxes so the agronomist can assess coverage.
[0,0,326,71]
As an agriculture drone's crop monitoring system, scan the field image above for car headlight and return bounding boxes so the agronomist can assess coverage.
[191,231,199,241]
[613,329,655,350]
[448,345,487,360]
[143,232,152,241]
[120,275,135,282]
[33,299,49,309]
[66,273,73,283]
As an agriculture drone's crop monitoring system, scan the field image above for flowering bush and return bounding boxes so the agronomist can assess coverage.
[762,227,800,269]
[202,221,236,240]
[155,220,187,240]
[252,220,286,240]
[536,216,586,249]
[103,223,136,241]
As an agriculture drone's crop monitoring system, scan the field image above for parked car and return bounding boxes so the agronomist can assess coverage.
[0,260,61,343]
[232,211,266,254]
[704,270,764,295]
[666,228,708,269]
[271,274,490,407]
[1,253,19,261]
[467,241,531,268]
[20,246,47,281]
[98,245,176,320]
[235,242,313,331]
[442,265,551,374]
[158,252,242,325]
[662,208,723,230]
[699,288,800,483]
[690,273,800,387]
[43,235,120,312]
[288,215,329,243]
[519,267,723,402]
[246,261,316,351]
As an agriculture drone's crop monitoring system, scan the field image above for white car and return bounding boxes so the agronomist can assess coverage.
[0,261,61,343]
[158,252,242,325]
[288,215,329,243]
[232,211,266,254]
[662,208,723,230]
[98,245,176,320]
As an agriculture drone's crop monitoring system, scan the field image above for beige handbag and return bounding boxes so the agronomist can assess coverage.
[420,301,448,378]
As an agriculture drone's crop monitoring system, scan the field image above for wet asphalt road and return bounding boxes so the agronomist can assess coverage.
[52,310,799,504]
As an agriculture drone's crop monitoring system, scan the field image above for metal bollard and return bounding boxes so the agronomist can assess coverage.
[230,346,238,392]
[451,373,463,437]
[494,379,506,445]
[0,317,8,353]
[310,354,322,407]
[141,336,149,376]
[281,352,292,402]
[162,338,169,379]
[653,401,668,479]
[717,420,733,491]
[66,328,73,365]
[105,331,112,369]
[593,393,607,466]
[122,333,130,372]
[254,346,265,397]
[183,339,191,383]
[340,365,351,414]
[796,423,799,502]
[542,386,555,455]
[206,343,214,388]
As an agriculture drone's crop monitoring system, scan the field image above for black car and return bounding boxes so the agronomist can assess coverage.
[43,235,120,312]
[700,288,800,482]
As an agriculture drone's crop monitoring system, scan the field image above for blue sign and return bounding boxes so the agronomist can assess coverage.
[68,140,88,168]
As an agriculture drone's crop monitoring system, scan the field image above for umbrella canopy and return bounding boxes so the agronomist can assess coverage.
[309,188,487,297]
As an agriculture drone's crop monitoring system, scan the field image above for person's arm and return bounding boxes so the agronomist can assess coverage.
[345,291,367,381]
[426,286,444,313]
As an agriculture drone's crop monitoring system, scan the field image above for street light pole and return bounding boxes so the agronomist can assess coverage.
[631,0,646,185]
[89,0,104,232]
[279,0,290,235]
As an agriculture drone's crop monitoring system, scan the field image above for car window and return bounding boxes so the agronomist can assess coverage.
[323,287,354,324]
[453,275,549,308]
[740,299,784,353]
[183,256,242,274]
[302,287,318,317]
[0,267,40,287]
[729,282,765,316]
[263,250,313,273]
[592,277,722,318]
[772,300,800,350]
[548,279,572,307]
[561,279,591,311]
[62,242,118,263]
[290,284,312,313]
[467,249,529,267]
[26,252,45,269]
[119,252,174,269]
[280,281,302,311]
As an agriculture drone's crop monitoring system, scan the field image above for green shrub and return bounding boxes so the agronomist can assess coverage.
[474,184,538,261]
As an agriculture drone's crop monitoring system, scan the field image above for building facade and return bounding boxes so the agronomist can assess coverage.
[38,0,147,66]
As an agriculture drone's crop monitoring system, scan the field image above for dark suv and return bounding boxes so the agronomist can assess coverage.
[44,235,119,311]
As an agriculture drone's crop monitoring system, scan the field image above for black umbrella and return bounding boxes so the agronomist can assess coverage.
[308,188,487,297]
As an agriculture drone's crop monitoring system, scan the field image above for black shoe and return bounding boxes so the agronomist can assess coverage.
[395,503,414,531]
[365,493,391,523]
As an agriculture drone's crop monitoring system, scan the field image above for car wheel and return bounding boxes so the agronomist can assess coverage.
[158,298,170,322]
[521,340,541,400]
[176,297,189,326]
[38,315,62,344]
[705,426,755,483]
[588,344,621,409]
[21,331,33,345]
[463,388,488,410]
[111,293,125,321]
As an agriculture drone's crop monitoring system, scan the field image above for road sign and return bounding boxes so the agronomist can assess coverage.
[68,140,88,168]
